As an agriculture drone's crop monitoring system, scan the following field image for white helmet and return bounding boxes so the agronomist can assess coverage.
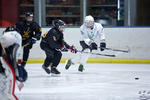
[84,15,94,28]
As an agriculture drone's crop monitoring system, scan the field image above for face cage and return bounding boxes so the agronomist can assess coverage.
[58,25,65,32]
[85,21,94,28]
[26,16,33,22]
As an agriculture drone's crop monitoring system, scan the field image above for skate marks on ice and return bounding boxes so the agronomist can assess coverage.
[16,63,150,100]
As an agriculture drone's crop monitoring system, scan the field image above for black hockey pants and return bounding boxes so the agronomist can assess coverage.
[40,42,62,68]
[22,43,33,67]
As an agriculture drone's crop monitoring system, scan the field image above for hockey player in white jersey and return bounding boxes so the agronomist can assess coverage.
[0,26,27,100]
[65,15,106,72]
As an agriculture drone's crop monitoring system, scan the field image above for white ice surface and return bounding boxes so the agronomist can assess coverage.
[15,63,150,100]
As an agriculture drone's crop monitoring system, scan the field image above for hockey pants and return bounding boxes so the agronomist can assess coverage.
[71,48,91,66]
[40,42,62,68]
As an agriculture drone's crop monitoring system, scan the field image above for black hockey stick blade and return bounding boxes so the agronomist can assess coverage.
[99,47,130,53]
[78,51,115,57]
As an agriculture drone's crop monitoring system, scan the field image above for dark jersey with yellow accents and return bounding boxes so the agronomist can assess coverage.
[41,27,70,50]
[15,20,42,41]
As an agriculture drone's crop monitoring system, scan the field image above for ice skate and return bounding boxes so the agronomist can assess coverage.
[65,60,73,70]
[51,67,60,74]
[42,65,50,74]
[78,64,84,72]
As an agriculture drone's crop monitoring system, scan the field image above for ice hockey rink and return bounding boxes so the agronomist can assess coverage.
[15,63,150,100]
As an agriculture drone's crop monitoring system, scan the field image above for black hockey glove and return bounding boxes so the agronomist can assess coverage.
[80,41,89,51]
[100,42,106,51]
[34,34,41,40]
[89,42,98,50]
[29,38,36,45]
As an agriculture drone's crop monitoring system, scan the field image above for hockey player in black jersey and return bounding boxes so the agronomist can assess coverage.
[40,19,77,74]
[15,12,42,68]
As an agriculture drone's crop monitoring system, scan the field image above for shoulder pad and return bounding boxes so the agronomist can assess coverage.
[16,21,25,25]
[31,22,41,28]
[50,28,58,34]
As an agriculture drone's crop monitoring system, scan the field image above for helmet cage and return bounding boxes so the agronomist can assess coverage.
[25,12,33,18]
[53,19,66,28]
[84,15,94,28]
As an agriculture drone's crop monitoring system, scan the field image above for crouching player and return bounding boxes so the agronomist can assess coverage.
[40,19,77,75]
[0,26,27,100]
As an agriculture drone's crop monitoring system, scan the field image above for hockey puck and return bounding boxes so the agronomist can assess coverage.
[135,77,139,80]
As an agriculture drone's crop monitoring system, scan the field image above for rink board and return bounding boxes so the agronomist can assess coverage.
[1,27,150,59]
[26,58,150,64]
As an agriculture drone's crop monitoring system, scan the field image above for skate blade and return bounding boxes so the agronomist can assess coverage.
[51,73,61,77]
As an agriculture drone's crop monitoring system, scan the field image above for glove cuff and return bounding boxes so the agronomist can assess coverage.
[69,46,73,49]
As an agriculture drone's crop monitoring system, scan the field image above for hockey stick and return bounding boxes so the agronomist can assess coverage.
[22,43,30,47]
[77,51,115,57]
[0,42,7,56]
[99,47,130,53]
[22,39,36,47]
[62,47,115,57]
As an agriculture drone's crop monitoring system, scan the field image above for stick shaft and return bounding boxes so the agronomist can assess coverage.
[99,47,129,53]
[78,51,115,57]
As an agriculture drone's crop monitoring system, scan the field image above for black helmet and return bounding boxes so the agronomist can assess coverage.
[5,26,16,32]
[25,12,33,18]
[53,19,65,28]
